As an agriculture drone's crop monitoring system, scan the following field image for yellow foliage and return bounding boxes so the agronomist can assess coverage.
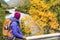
[49,30,55,34]
[49,21,59,29]
[20,0,59,36]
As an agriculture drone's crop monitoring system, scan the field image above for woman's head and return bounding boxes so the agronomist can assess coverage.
[14,12,21,19]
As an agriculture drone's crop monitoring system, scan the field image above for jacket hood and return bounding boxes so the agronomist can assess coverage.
[10,17,20,25]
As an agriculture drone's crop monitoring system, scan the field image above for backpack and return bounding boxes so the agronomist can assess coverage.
[2,18,13,37]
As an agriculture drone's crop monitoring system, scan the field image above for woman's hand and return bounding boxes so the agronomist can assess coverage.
[23,36,26,40]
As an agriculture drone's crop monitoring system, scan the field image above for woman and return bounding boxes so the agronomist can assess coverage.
[8,12,26,40]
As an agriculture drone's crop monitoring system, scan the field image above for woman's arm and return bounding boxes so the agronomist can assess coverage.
[11,22,23,39]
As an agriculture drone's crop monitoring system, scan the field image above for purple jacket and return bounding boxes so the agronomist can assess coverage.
[10,17,23,39]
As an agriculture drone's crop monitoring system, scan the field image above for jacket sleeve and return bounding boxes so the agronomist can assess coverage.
[11,22,23,39]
